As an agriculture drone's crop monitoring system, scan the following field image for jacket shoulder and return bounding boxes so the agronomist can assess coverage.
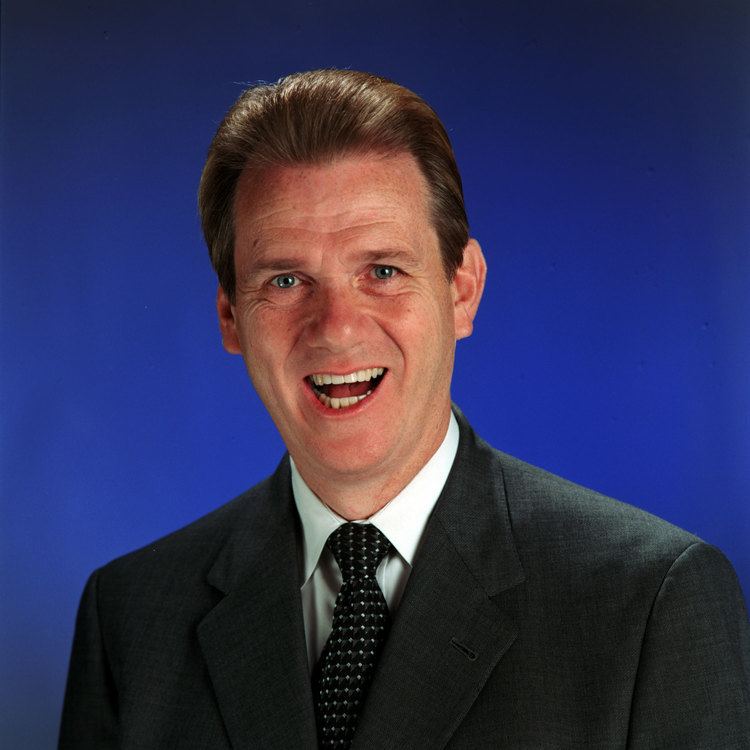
[452,409,706,580]
[477,436,705,580]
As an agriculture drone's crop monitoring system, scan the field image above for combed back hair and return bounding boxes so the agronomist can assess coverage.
[198,69,469,301]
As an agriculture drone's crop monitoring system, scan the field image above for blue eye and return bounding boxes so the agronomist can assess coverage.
[372,266,397,280]
[272,274,298,289]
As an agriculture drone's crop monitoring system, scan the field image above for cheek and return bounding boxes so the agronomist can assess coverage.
[400,289,454,335]
[234,312,282,377]
[378,297,454,360]
[239,307,312,394]
[237,304,291,349]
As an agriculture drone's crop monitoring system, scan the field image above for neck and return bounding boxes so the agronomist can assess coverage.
[292,411,451,520]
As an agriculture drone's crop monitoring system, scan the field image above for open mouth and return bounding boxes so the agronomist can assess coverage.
[307,367,387,409]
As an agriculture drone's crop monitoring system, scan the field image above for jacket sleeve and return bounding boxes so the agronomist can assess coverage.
[627,542,750,749]
[59,570,119,749]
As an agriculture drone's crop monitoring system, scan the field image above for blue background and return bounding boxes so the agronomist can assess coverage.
[2,1,748,745]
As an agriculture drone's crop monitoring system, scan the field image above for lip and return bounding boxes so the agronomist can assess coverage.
[301,368,388,417]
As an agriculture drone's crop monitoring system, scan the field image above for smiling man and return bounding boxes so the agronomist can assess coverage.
[220,152,483,520]
[61,70,749,749]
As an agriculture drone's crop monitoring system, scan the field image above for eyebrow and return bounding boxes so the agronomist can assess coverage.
[359,249,419,265]
[244,248,420,275]
[245,257,307,273]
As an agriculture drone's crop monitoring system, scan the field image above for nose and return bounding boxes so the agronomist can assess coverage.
[302,282,369,353]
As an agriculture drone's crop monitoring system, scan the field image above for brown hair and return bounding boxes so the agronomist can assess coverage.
[198,69,469,301]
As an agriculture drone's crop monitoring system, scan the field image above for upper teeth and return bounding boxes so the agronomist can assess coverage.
[310,367,384,386]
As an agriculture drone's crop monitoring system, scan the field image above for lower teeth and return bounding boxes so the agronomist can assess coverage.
[317,389,373,410]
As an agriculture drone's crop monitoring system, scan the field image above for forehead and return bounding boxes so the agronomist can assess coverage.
[232,152,434,240]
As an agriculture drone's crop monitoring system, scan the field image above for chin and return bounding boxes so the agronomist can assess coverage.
[304,440,394,477]
[324,447,389,474]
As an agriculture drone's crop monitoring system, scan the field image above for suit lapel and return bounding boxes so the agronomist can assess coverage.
[197,459,318,749]
[352,411,526,749]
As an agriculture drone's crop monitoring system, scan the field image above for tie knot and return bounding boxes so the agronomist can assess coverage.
[327,523,391,582]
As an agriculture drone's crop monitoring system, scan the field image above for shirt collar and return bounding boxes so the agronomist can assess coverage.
[291,412,460,586]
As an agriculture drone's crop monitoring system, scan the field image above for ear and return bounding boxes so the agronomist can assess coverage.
[452,238,487,340]
[216,286,242,354]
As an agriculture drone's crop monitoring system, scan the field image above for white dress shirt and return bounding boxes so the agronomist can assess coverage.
[291,412,460,672]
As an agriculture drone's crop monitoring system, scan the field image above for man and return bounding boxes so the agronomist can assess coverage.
[60,69,750,748]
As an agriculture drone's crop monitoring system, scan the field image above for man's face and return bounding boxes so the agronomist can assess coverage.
[218,152,484,503]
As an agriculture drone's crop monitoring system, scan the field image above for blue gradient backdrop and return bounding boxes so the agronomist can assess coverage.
[2,1,748,745]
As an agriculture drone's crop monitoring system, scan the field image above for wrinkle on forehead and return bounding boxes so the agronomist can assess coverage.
[233,153,432,234]
[232,153,438,274]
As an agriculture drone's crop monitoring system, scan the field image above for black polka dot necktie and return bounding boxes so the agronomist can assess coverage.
[313,522,392,749]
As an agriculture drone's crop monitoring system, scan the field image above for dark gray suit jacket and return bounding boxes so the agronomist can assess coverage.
[60,411,750,748]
